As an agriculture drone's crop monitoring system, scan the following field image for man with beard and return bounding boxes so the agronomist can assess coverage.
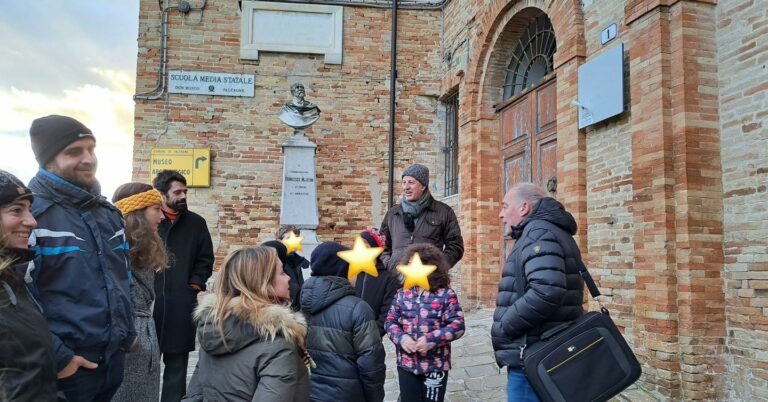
[152,170,214,402]
[25,115,136,402]
[380,164,464,271]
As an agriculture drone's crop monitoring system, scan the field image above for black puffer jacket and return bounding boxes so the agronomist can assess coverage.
[1,250,58,402]
[355,259,400,337]
[491,197,585,369]
[300,276,386,402]
[285,253,308,311]
[183,294,310,402]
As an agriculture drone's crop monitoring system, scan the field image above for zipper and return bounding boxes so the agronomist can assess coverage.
[545,336,605,374]
[519,344,526,360]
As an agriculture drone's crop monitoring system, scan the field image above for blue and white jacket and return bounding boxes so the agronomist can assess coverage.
[26,169,135,370]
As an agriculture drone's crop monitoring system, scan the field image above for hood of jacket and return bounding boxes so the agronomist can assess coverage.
[193,293,307,356]
[28,168,110,211]
[510,197,577,239]
[300,275,356,315]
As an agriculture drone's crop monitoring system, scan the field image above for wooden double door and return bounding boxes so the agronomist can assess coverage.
[499,78,558,255]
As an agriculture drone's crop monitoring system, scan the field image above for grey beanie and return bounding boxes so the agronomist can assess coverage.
[402,164,429,188]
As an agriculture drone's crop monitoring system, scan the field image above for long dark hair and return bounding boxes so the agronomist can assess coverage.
[113,183,168,271]
[399,243,451,290]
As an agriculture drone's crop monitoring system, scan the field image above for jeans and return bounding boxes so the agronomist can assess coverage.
[160,352,190,402]
[507,368,540,402]
[58,352,126,402]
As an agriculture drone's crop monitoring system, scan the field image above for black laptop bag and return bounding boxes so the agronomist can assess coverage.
[517,241,642,402]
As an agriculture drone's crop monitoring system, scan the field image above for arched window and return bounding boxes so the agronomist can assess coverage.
[502,15,556,100]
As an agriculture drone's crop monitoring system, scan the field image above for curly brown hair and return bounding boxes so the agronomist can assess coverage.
[113,183,168,271]
[399,243,451,290]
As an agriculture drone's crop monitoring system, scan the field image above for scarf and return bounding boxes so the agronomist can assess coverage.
[401,190,433,232]
[161,204,179,223]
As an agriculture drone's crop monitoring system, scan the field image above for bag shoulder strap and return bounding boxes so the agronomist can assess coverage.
[515,219,602,299]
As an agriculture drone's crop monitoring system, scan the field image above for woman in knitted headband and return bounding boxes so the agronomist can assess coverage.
[111,182,168,402]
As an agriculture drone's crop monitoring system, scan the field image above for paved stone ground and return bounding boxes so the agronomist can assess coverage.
[184,306,658,402]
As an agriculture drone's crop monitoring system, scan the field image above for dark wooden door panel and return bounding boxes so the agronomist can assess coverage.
[537,135,557,192]
[499,77,558,261]
[536,80,557,133]
[504,151,531,192]
[501,97,532,146]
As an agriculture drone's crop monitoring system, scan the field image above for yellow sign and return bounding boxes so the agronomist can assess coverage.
[149,148,211,187]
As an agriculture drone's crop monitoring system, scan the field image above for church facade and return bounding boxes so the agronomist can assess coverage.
[133,0,767,399]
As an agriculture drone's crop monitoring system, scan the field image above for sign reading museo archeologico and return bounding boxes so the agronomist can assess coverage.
[150,148,211,187]
[168,70,255,97]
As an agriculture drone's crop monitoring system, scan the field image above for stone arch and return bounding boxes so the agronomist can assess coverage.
[457,0,587,306]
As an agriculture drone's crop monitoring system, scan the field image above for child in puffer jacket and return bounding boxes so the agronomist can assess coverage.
[385,243,465,402]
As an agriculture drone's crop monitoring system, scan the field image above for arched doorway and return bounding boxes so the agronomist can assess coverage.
[457,0,586,306]
[497,14,558,255]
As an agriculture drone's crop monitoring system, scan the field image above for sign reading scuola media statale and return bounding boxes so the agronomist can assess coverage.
[168,70,255,97]
[149,148,211,187]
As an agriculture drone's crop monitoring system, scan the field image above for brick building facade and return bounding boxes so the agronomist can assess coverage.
[133,0,766,399]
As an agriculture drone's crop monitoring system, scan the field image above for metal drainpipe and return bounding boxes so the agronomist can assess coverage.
[134,0,207,100]
[387,0,398,208]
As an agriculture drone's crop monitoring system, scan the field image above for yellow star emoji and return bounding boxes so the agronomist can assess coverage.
[337,236,383,281]
[396,252,436,291]
[281,232,304,254]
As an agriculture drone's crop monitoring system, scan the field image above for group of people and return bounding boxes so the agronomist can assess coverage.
[0,115,214,402]
[1,114,588,402]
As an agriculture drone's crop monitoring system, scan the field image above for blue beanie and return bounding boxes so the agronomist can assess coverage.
[310,242,349,278]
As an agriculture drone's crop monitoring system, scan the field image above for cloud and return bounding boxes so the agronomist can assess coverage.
[0,0,140,199]
[0,73,135,199]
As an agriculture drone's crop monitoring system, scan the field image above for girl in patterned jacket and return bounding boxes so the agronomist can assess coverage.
[385,243,465,402]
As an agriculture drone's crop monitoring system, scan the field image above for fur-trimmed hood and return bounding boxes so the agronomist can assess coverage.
[194,293,307,356]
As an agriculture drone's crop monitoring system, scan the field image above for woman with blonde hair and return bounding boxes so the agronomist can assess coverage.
[183,246,310,402]
[111,182,168,402]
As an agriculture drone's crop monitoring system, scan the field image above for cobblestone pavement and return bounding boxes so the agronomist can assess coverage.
[185,307,658,402]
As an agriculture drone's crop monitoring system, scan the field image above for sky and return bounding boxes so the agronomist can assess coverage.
[0,1,140,199]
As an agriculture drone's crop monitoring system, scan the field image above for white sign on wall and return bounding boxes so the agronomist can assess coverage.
[168,70,255,97]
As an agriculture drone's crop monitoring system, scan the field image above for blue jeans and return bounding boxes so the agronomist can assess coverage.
[507,368,540,402]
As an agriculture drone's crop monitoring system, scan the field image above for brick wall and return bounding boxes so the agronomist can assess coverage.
[717,0,768,400]
[133,1,444,261]
[133,0,768,398]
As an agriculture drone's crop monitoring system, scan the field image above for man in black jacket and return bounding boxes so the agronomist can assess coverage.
[152,170,214,402]
[276,225,308,311]
[354,229,399,336]
[492,183,585,402]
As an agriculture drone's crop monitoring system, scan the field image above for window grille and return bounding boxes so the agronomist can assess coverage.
[502,15,556,100]
[442,92,459,197]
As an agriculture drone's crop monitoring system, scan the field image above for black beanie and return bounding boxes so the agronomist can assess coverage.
[262,241,288,267]
[310,242,349,278]
[0,169,34,207]
[29,115,95,166]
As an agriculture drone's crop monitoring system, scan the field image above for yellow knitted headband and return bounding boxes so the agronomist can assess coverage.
[114,189,163,216]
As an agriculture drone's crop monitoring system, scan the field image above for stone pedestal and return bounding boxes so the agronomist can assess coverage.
[280,131,320,261]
